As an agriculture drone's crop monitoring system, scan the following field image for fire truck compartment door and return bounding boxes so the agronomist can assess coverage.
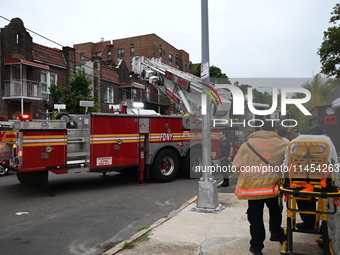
[20,129,67,170]
[139,118,149,134]
[90,116,139,169]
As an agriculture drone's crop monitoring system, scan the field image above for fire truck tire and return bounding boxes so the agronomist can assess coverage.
[0,165,9,176]
[151,149,179,182]
[182,147,202,178]
[56,112,71,121]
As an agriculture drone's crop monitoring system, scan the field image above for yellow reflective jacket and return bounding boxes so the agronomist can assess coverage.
[233,130,288,200]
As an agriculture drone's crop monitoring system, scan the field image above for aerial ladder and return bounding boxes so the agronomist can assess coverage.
[131,56,232,119]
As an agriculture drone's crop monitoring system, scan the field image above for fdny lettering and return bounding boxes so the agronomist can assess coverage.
[0,132,5,142]
[254,142,271,159]
[254,142,271,149]
[160,133,173,141]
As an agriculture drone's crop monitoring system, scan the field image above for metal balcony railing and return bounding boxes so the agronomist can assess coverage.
[4,80,49,100]
[140,91,171,105]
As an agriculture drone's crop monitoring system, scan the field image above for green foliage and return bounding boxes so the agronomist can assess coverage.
[189,63,230,83]
[236,84,274,105]
[288,74,338,133]
[44,68,99,114]
[318,4,340,77]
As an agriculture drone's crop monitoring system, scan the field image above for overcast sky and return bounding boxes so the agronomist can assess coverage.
[1,0,338,81]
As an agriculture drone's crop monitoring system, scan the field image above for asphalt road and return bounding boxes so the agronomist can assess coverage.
[0,170,203,255]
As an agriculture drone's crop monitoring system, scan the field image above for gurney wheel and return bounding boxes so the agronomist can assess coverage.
[320,221,331,255]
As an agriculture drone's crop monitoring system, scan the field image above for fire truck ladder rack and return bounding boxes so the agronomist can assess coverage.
[279,140,340,255]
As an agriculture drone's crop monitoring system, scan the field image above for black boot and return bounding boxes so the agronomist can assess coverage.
[221,178,229,187]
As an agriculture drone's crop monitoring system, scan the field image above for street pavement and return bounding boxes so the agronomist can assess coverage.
[103,176,325,255]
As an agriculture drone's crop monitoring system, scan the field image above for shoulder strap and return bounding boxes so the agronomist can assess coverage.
[246,141,272,166]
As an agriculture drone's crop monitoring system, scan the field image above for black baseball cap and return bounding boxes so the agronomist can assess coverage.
[261,120,277,131]
[308,124,325,135]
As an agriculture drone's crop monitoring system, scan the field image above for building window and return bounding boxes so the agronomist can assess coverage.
[145,87,150,101]
[107,50,112,58]
[50,73,57,85]
[118,49,124,58]
[107,87,114,103]
[130,47,135,57]
[175,56,179,66]
[95,52,102,57]
[169,53,173,64]
[41,72,57,94]
[80,53,85,61]
[159,48,162,57]
[16,33,20,44]
[185,60,187,68]
[41,72,48,93]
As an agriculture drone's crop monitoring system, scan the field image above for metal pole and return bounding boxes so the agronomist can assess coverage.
[197,0,219,209]
[20,63,23,115]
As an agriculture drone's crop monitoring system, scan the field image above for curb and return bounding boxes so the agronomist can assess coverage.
[103,195,198,255]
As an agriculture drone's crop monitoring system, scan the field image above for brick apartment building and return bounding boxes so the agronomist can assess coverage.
[73,34,190,72]
[0,19,188,118]
[0,18,76,118]
[74,34,190,114]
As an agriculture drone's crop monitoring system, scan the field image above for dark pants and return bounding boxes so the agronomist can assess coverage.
[247,197,283,250]
[297,199,316,226]
[221,158,231,179]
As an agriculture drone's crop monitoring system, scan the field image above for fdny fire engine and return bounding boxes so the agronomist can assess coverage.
[9,57,234,191]
[0,116,18,176]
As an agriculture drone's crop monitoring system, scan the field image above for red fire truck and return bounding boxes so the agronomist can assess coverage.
[0,116,18,176]
[13,113,223,190]
[11,57,234,191]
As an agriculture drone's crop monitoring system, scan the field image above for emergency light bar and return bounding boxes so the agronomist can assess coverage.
[16,114,32,120]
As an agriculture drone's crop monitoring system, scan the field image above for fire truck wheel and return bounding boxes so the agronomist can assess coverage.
[0,165,9,176]
[151,149,179,182]
[56,112,71,122]
[182,147,202,178]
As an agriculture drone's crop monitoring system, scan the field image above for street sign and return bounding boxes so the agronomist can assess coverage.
[200,61,209,79]
[54,104,66,110]
[79,101,94,107]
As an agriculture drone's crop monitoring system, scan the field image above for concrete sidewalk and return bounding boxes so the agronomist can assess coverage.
[104,183,325,255]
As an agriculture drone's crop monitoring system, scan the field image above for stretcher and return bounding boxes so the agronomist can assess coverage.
[279,139,340,255]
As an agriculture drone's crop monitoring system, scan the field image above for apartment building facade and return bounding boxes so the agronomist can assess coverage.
[74,34,188,114]
[0,19,184,118]
[74,34,190,72]
[0,18,76,119]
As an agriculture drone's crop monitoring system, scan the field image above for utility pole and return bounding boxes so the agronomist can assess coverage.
[196,0,220,210]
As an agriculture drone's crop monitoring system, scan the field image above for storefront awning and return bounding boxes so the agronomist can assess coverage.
[4,57,49,70]
[119,82,145,89]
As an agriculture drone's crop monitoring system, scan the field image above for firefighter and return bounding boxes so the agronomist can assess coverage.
[219,131,234,187]
[233,120,288,255]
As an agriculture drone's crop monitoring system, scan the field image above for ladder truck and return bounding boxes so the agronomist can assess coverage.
[12,57,233,193]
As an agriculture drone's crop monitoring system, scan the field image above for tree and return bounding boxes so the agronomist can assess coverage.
[318,4,340,77]
[44,68,99,114]
[288,74,337,133]
[189,63,230,83]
